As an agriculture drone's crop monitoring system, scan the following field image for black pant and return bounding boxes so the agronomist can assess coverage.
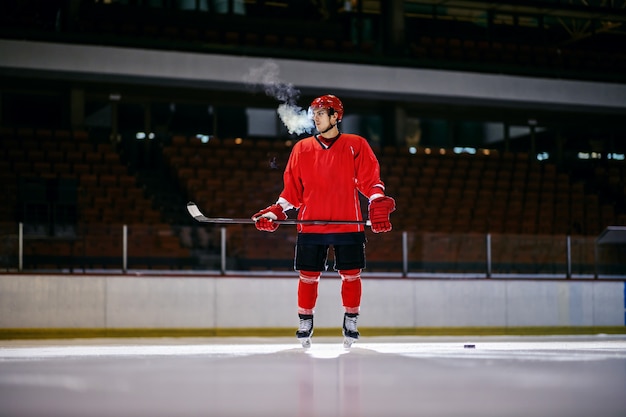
[294,243,366,271]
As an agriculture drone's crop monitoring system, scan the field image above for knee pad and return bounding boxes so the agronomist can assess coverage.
[299,270,321,284]
[339,269,361,282]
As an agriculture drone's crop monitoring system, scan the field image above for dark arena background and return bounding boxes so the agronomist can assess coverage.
[1,1,626,417]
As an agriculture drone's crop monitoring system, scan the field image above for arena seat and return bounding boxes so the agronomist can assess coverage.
[0,129,191,270]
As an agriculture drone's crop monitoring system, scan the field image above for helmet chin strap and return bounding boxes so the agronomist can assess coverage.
[319,122,336,134]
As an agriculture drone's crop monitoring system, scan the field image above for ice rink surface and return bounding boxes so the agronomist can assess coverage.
[1,335,626,417]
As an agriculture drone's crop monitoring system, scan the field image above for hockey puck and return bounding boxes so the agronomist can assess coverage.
[464,344,475,349]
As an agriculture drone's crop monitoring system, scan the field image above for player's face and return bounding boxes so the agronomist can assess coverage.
[312,108,331,131]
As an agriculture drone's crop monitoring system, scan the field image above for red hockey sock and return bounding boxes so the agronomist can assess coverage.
[339,269,361,314]
[298,271,320,315]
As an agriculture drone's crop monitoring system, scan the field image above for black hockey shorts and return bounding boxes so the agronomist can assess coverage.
[295,243,366,272]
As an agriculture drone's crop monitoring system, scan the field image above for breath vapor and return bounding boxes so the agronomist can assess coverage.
[244,61,314,135]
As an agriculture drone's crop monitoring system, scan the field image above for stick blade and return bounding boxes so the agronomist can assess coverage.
[187,202,256,224]
[187,202,210,222]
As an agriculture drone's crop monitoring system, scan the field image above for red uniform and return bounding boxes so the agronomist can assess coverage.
[279,133,385,235]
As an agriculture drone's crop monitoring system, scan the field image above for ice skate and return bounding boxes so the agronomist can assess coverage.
[342,313,359,348]
[296,314,314,348]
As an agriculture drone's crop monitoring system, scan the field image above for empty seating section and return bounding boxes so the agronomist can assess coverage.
[68,3,626,83]
[409,35,626,81]
[77,2,362,56]
[3,128,624,272]
[0,128,189,270]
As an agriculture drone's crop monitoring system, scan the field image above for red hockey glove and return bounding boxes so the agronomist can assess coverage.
[252,204,287,232]
[368,196,396,233]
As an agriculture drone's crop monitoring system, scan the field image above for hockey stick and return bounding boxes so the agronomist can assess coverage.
[187,202,370,226]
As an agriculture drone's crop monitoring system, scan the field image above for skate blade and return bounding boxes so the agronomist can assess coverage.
[343,337,357,348]
[299,337,312,349]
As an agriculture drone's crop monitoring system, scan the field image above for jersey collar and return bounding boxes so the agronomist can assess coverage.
[315,133,342,149]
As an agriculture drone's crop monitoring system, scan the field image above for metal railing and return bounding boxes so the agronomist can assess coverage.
[1,222,624,279]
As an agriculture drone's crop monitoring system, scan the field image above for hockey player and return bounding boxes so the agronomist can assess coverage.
[252,94,395,348]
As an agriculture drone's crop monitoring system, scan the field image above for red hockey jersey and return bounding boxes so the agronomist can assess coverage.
[279,133,385,234]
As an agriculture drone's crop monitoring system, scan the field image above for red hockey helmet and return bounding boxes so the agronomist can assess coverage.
[310,94,344,122]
